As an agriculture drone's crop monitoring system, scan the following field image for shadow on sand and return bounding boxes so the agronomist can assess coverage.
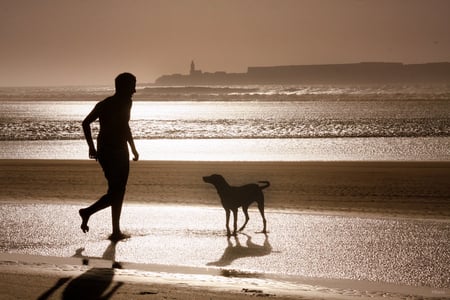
[207,233,272,267]
[37,241,123,300]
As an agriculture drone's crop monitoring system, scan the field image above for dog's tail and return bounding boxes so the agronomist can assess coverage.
[258,181,270,190]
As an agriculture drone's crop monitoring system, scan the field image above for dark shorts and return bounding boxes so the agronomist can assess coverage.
[98,150,129,195]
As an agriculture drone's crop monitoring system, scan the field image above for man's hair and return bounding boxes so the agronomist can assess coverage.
[115,73,136,91]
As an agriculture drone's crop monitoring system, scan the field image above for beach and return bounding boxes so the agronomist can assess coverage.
[0,258,308,300]
[2,1,450,298]
[1,159,450,299]
[3,255,447,300]
[1,159,449,218]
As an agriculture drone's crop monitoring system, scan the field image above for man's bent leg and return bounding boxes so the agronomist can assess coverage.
[79,157,115,233]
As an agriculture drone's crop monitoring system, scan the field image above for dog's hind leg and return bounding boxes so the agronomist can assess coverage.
[238,206,250,232]
[257,202,267,233]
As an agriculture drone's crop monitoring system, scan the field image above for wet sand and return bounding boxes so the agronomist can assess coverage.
[3,255,447,300]
[1,159,450,299]
[0,260,306,300]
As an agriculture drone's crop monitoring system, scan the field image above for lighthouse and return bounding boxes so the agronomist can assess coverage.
[190,60,202,75]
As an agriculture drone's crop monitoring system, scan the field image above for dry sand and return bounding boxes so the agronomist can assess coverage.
[1,159,450,299]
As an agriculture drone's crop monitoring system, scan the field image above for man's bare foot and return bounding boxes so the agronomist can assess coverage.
[79,209,90,233]
[108,232,130,242]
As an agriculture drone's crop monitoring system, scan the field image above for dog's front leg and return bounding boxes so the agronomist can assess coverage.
[225,209,231,237]
[232,209,238,236]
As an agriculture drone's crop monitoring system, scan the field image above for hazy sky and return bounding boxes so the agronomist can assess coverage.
[1,0,449,86]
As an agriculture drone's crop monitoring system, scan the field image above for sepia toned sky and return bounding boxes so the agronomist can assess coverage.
[1,0,449,86]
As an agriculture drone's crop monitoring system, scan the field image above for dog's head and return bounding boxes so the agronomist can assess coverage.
[202,174,224,185]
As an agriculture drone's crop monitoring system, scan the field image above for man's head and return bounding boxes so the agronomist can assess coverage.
[115,72,136,97]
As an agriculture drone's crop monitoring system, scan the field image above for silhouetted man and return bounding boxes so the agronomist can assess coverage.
[79,72,139,241]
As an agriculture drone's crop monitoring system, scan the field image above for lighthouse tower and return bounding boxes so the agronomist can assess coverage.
[190,60,201,75]
[190,60,195,75]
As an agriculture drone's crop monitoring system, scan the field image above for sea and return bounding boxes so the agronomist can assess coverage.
[1,83,450,161]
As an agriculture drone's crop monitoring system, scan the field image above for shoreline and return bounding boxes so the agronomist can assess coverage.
[3,137,450,161]
[1,252,448,300]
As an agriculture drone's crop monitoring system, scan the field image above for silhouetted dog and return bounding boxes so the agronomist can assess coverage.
[203,174,270,236]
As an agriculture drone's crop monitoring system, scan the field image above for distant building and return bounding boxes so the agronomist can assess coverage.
[190,60,202,75]
[155,61,450,85]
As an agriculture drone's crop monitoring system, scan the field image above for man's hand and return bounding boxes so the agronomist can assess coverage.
[89,146,97,160]
[132,149,139,161]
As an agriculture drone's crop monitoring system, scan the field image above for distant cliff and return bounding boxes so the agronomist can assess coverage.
[155,62,450,85]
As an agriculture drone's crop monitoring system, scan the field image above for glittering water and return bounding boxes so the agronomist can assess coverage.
[1,84,449,160]
[1,99,450,140]
[1,137,450,161]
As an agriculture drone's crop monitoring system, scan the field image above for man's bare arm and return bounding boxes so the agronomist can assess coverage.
[82,108,99,160]
[127,126,139,161]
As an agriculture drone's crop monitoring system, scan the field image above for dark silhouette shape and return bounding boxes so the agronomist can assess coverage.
[63,241,123,299]
[207,233,272,267]
[72,241,122,269]
[102,240,119,262]
[39,242,122,300]
[62,268,123,300]
[156,62,450,85]
[79,73,139,241]
[203,174,270,236]
[37,277,71,300]
[73,247,89,265]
